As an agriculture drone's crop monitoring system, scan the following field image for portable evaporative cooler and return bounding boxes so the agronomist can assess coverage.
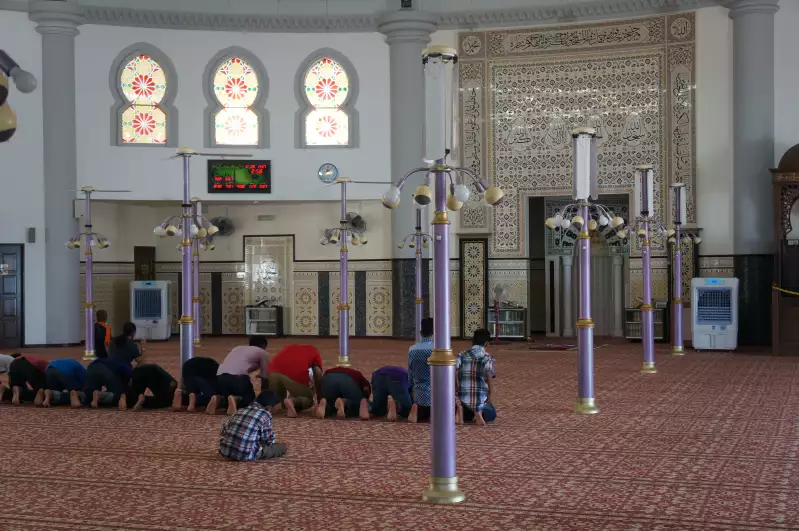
[130,280,172,341]
[691,278,739,351]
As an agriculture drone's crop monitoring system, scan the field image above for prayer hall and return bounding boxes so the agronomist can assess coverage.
[1,0,798,529]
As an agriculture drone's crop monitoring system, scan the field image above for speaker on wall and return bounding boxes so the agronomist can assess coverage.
[401,0,412,8]
[26,227,35,243]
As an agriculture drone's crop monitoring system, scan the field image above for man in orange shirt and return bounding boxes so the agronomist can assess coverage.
[266,344,323,418]
[94,309,112,358]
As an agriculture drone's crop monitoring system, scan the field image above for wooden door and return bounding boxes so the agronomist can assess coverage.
[134,246,156,281]
[0,244,23,349]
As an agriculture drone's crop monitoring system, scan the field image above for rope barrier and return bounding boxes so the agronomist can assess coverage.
[772,284,799,296]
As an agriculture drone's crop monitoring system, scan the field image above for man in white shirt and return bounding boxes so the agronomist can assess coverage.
[0,353,17,374]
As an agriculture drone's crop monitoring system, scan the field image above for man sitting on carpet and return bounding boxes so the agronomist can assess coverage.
[208,336,270,416]
[267,344,323,418]
[172,356,220,412]
[219,393,287,461]
[369,366,411,421]
[316,366,371,420]
[407,317,434,423]
[455,328,497,426]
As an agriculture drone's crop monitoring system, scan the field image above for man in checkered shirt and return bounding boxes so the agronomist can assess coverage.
[455,328,497,426]
[219,393,288,461]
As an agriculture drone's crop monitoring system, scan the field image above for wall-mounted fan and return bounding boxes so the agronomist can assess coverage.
[210,217,235,237]
[346,212,366,233]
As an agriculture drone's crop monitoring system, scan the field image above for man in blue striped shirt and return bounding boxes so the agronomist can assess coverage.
[407,317,434,423]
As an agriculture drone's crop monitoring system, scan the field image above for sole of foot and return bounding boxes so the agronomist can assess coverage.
[335,398,346,419]
[91,390,100,409]
[42,390,52,408]
[11,386,20,406]
[407,403,418,423]
[386,397,397,422]
[315,398,327,419]
[132,395,145,411]
[70,390,81,408]
[455,401,463,425]
[34,389,45,407]
[0,383,5,402]
[205,396,218,415]
[187,393,196,413]
[171,389,183,411]
[475,412,486,426]
[226,396,237,416]
[118,393,127,411]
[359,398,370,421]
[284,398,298,418]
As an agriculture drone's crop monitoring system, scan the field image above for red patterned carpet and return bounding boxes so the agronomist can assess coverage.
[2,337,798,530]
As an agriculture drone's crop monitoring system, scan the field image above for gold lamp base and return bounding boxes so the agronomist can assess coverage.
[193,339,201,347]
[83,350,96,361]
[422,476,465,504]
[640,361,658,374]
[573,397,600,414]
[336,356,351,368]
[671,346,685,356]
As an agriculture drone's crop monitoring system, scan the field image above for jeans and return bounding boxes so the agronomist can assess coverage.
[8,357,47,402]
[462,402,497,423]
[320,372,362,418]
[45,367,83,392]
[216,373,256,408]
[370,373,412,418]
[267,372,314,412]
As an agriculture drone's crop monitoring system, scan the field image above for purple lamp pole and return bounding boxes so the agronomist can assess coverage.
[381,46,504,504]
[545,128,625,414]
[68,186,127,360]
[670,183,686,356]
[320,177,379,367]
[634,165,662,374]
[398,209,432,342]
[154,148,242,369]
[191,198,202,348]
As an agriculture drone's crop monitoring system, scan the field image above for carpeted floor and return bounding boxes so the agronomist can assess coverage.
[2,337,798,530]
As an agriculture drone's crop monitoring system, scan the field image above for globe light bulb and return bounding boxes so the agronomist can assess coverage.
[637,229,646,237]
[453,183,470,203]
[320,237,328,245]
[351,236,361,245]
[207,225,219,236]
[693,236,702,244]
[560,218,571,229]
[360,237,368,245]
[153,226,167,237]
[616,230,627,239]
[382,186,401,209]
[667,228,676,237]
[572,215,585,228]
[190,224,199,237]
[668,237,676,244]
[197,228,207,238]
[422,240,429,249]
[553,214,563,225]
[207,243,215,251]
[397,242,404,249]
[408,241,416,248]
[175,228,183,237]
[545,218,556,229]
[588,219,598,231]
[598,215,609,227]
[165,224,177,236]
[611,216,624,228]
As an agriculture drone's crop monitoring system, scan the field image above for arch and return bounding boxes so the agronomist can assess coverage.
[109,43,178,147]
[203,46,269,148]
[294,48,359,148]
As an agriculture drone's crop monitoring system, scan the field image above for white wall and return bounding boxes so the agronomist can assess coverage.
[84,199,393,262]
[0,11,46,345]
[775,0,799,164]
[75,26,391,202]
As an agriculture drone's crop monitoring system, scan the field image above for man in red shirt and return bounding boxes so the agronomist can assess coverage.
[267,344,323,417]
[0,354,48,405]
[316,367,371,420]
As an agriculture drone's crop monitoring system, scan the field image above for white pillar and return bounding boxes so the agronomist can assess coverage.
[612,254,624,337]
[562,255,574,337]
[29,1,84,344]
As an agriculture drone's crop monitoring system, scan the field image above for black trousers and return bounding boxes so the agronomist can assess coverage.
[45,367,83,392]
[181,358,218,407]
[8,358,46,402]
[82,363,125,406]
[129,364,177,409]
[216,373,255,408]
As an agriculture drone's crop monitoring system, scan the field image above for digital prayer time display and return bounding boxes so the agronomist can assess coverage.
[208,160,272,194]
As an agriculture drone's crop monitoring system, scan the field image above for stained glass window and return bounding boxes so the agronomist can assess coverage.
[212,57,260,146]
[120,54,168,144]
[303,57,350,146]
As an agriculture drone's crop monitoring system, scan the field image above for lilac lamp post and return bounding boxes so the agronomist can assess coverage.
[381,46,504,504]
[397,209,432,342]
[190,198,215,347]
[68,186,129,360]
[667,184,701,356]
[154,148,245,369]
[545,128,626,414]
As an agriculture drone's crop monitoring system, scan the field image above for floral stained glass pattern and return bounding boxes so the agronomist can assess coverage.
[303,57,350,146]
[120,54,167,144]
[213,57,259,146]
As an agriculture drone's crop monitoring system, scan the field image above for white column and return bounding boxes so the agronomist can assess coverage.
[29,1,84,344]
[562,255,574,337]
[612,254,624,337]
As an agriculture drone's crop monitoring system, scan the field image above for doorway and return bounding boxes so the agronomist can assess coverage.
[0,244,24,349]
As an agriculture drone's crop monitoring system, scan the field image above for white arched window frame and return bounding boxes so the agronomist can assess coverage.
[203,47,269,148]
[109,43,178,147]
[294,48,359,148]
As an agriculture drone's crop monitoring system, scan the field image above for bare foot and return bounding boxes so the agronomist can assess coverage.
[335,398,346,419]
[91,390,100,409]
[70,390,81,408]
[42,390,52,408]
[455,400,463,425]
[475,411,486,426]
[226,396,237,416]
[0,383,5,402]
[118,393,127,411]
[205,395,219,415]
[407,403,418,423]
[171,389,183,411]
[359,398,370,421]
[284,397,297,418]
[187,393,196,413]
[12,386,21,406]
[386,397,397,422]
[132,394,146,411]
[315,398,326,419]
[34,389,45,407]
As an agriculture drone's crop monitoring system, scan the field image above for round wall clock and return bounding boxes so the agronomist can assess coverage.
[318,163,339,183]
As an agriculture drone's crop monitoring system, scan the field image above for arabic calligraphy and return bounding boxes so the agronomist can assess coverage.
[504,112,532,150]
[462,85,482,180]
[670,18,692,40]
[672,69,692,214]
[502,24,648,55]
[621,112,649,146]
[544,115,570,150]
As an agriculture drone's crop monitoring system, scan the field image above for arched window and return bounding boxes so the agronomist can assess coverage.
[295,49,359,148]
[110,43,178,147]
[203,47,269,147]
